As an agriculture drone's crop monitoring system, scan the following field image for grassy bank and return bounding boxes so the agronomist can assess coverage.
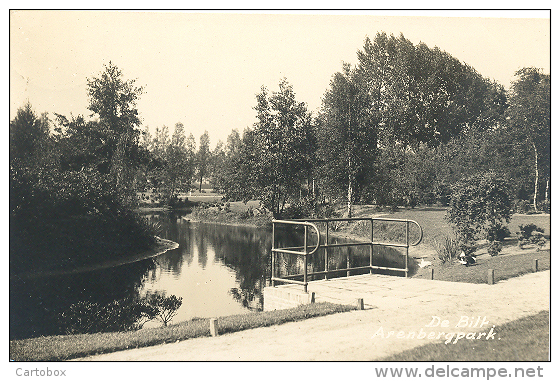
[12,237,178,281]
[381,310,549,361]
[183,203,550,285]
[184,200,271,227]
[10,302,355,361]
[413,247,550,283]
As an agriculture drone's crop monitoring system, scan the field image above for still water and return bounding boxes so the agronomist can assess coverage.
[10,211,406,340]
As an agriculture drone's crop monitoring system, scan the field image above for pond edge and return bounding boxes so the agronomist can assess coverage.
[10,237,179,281]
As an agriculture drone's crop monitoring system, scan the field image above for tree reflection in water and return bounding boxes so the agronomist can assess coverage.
[10,211,408,340]
[190,223,271,311]
[10,258,155,340]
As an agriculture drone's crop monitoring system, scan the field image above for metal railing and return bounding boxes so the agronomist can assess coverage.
[270,217,423,292]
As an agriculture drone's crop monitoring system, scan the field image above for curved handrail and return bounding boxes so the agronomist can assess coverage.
[272,219,321,255]
[405,219,423,246]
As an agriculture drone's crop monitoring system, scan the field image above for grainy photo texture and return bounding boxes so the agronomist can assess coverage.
[9,10,550,370]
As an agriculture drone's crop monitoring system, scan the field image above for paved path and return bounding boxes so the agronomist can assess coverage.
[77,271,549,361]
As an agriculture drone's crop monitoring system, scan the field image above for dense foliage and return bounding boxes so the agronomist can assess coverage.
[59,293,183,334]
[136,32,549,219]
[10,64,157,275]
[506,68,550,211]
[206,32,540,218]
[12,31,550,243]
[446,172,513,253]
[137,123,197,203]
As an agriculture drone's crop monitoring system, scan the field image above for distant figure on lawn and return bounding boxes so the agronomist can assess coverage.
[458,251,476,266]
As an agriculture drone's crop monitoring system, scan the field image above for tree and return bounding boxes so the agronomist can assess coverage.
[316,64,377,217]
[506,67,550,211]
[347,32,509,208]
[208,140,226,191]
[143,292,183,327]
[249,79,315,217]
[167,123,193,199]
[10,102,51,167]
[10,74,158,278]
[86,62,145,199]
[357,32,503,149]
[215,128,254,200]
[196,131,211,192]
[137,123,197,203]
[447,172,513,249]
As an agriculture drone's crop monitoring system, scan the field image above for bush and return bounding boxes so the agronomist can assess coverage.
[517,224,546,249]
[59,293,183,334]
[514,199,532,214]
[59,298,154,334]
[447,172,513,243]
[281,198,339,220]
[10,166,157,274]
[517,224,544,241]
[486,224,510,242]
[487,241,503,256]
[538,200,550,214]
[435,236,461,263]
[281,202,311,219]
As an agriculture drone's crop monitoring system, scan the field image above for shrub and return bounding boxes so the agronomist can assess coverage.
[517,224,546,249]
[514,199,532,214]
[486,224,510,242]
[10,166,157,274]
[487,241,503,256]
[538,200,550,214]
[59,298,154,334]
[447,172,513,243]
[59,293,183,334]
[143,292,183,327]
[435,236,461,263]
[517,224,544,241]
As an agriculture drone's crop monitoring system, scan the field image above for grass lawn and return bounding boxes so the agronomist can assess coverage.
[9,302,355,361]
[413,246,550,283]
[380,310,549,361]
[185,203,550,284]
[354,206,550,246]
[346,206,550,283]
[185,200,269,226]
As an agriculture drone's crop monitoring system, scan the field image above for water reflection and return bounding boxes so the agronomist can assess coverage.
[10,259,155,340]
[138,218,272,323]
[10,211,409,340]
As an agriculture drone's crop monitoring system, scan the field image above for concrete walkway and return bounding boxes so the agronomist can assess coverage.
[77,270,549,361]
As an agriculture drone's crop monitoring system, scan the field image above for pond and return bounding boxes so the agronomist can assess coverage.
[10,211,407,340]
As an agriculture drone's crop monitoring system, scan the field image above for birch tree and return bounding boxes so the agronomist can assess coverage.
[316,64,377,217]
[506,68,550,211]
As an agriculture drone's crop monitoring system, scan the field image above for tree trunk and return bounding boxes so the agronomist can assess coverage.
[312,178,316,199]
[545,178,549,203]
[532,141,539,212]
[280,191,287,216]
[347,172,354,218]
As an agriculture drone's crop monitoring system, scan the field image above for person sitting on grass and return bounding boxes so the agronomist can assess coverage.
[458,251,476,266]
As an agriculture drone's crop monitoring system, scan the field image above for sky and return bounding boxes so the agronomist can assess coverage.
[10,10,550,149]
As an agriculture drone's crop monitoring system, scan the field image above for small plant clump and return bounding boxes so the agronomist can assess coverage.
[435,236,461,264]
[59,293,183,334]
[486,224,510,242]
[517,224,546,250]
[487,241,503,257]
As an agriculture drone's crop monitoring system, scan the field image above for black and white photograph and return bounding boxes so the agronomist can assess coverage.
[8,7,551,377]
